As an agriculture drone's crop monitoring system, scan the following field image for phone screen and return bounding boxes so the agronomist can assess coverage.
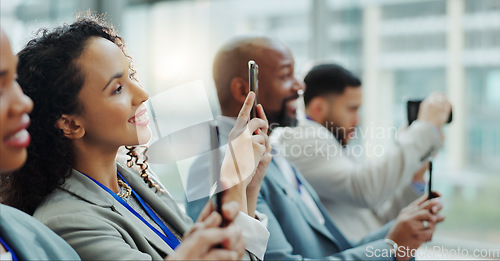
[248,60,259,119]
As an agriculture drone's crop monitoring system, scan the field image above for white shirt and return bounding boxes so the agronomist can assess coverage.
[0,252,13,261]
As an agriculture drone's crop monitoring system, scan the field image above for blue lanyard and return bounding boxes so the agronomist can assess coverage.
[292,167,304,195]
[82,172,180,250]
[0,236,18,261]
[295,175,303,195]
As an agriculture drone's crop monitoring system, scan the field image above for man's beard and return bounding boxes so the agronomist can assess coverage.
[325,109,354,147]
[325,123,357,147]
[269,94,299,131]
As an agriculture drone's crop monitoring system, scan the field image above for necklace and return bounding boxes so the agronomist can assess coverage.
[117,179,132,199]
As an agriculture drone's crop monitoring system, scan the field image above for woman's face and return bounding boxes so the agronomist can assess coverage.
[73,37,151,149]
[0,31,34,172]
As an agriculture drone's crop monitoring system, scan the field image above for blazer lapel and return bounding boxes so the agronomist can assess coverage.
[110,198,176,256]
[118,164,192,235]
[294,168,352,250]
[270,159,341,246]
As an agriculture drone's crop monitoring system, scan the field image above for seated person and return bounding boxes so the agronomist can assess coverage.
[186,35,445,260]
[275,64,451,240]
[0,28,80,261]
[2,16,271,260]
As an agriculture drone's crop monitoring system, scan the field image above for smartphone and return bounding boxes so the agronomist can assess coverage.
[209,122,225,227]
[407,100,452,126]
[248,60,259,119]
[427,161,439,200]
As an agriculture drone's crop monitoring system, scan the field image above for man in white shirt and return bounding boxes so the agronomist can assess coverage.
[275,63,451,241]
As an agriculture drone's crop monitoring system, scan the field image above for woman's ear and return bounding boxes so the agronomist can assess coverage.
[229,76,249,104]
[55,115,85,139]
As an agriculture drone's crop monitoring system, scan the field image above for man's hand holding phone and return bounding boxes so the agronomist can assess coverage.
[416,92,452,129]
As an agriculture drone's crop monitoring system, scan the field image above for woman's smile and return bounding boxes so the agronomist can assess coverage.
[128,107,149,126]
[4,114,31,149]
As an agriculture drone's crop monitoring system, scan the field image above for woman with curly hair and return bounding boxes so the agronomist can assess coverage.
[2,15,271,260]
[0,28,80,260]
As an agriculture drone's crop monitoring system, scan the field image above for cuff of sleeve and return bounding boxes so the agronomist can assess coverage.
[415,120,441,140]
[254,210,268,228]
[235,211,270,260]
[411,181,426,194]
[396,120,443,184]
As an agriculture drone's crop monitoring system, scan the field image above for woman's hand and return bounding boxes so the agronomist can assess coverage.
[168,201,245,260]
[246,104,272,217]
[220,92,269,213]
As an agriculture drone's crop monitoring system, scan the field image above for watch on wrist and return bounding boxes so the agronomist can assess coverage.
[384,238,398,252]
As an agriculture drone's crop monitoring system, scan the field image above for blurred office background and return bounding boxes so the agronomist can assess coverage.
[2,0,499,255]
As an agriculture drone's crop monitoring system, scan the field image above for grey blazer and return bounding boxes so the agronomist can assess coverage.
[33,164,193,260]
[0,204,80,260]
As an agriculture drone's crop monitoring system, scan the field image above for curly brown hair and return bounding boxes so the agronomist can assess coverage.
[1,14,163,214]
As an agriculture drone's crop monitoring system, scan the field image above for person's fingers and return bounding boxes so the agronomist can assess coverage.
[420,219,436,231]
[195,212,223,233]
[410,209,437,223]
[205,211,223,228]
[417,228,435,242]
[204,249,240,260]
[261,130,271,160]
[221,224,244,251]
[256,104,269,133]
[419,198,442,212]
[234,92,255,129]
[247,118,268,134]
[435,214,445,223]
[413,194,431,207]
[251,134,266,147]
[221,201,240,222]
[255,129,270,148]
[185,212,221,240]
[197,200,215,222]
[194,227,237,249]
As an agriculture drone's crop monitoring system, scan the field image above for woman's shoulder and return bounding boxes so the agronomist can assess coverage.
[32,185,111,223]
[0,204,80,260]
[0,203,43,229]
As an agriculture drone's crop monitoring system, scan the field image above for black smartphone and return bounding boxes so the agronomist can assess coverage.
[427,161,439,200]
[248,60,259,119]
[209,122,225,227]
[407,100,452,125]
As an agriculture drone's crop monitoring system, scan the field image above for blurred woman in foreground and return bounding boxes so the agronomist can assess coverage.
[0,28,80,260]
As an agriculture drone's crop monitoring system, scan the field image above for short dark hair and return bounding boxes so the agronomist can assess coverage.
[303,64,361,106]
